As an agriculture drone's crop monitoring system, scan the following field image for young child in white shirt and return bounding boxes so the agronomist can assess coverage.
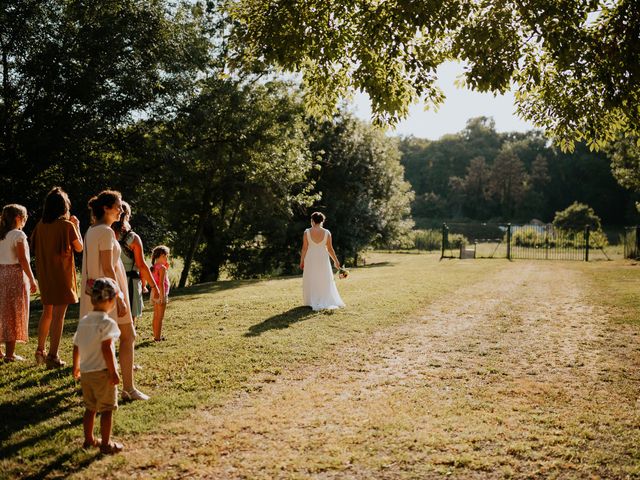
[72,277,123,454]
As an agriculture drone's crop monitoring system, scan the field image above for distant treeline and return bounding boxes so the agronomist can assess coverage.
[400,117,639,227]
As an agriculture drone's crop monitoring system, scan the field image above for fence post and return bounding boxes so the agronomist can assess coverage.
[585,225,590,262]
[506,223,512,260]
[440,223,448,259]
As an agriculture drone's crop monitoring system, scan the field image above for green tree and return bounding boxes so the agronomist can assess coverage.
[521,154,551,220]
[487,144,529,219]
[229,0,640,150]
[0,0,209,213]
[460,156,491,219]
[608,135,640,211]
[552,201,602,232]
[306,114,414,264]
[155,78,315,285]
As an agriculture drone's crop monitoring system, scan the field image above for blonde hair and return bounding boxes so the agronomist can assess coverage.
[0,204,27,240]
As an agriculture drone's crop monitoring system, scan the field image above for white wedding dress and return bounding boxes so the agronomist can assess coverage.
[302,228,345,311]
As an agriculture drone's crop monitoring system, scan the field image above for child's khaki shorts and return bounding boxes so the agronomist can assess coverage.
[81,370,118,413]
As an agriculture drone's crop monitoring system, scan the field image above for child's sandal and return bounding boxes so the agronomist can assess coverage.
[82,439,101,449]
[100,441,123,455]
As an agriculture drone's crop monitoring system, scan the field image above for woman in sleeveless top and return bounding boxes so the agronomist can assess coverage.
[111,201,159,325]
[299,212,345,310]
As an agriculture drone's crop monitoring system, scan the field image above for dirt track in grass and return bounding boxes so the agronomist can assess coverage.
[76,261,640,479]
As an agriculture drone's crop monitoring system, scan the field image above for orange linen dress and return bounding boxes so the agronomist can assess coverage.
[30,219,80,305]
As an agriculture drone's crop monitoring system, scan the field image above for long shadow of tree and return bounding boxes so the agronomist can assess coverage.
[244,307,318,337]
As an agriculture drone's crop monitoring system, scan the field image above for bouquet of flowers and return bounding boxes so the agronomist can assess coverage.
[338,267,349,279]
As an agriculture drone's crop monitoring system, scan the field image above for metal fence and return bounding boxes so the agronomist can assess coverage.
[441,223,601,261]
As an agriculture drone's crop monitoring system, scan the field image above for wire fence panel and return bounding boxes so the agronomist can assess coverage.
[441,223,599,261]
[509,225,586,260]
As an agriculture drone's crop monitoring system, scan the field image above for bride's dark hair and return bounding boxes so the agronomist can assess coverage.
[311,212,325,224]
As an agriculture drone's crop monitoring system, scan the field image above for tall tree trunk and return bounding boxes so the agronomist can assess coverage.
[178,186,212,288]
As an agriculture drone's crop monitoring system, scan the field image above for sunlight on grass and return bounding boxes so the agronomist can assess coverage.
[1,252,500,478]
[2,254,639,479]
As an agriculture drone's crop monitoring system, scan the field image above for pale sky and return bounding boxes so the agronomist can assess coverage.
[350,61,537,140]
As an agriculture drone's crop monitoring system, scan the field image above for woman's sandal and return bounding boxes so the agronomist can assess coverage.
[82,439,102,449]
[45,354,66,369]
[100,441,124,455]
[3,355,25,363]
[35,349,46,365]
[121,388,150,402]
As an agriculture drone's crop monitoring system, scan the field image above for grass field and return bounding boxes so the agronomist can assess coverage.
[1,252,638,479]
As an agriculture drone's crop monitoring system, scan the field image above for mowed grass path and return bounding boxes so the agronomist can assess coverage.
[1,253,639,479]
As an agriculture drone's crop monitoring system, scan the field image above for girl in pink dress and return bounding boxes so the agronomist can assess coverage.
[150,245,170,342]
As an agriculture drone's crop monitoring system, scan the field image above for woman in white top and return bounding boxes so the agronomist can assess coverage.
[299,211,345,310]
[0,204,38,362]
[80,191,149,402]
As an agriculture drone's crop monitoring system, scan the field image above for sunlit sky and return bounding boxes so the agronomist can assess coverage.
[349,61,538,140]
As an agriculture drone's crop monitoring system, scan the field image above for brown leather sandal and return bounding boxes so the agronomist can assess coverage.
[100,441,124,455]
[45,354,66,369]
[35,349,46,365]
[82,439,102,449]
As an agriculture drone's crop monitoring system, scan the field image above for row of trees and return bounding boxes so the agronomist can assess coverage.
[401,117,638,226]
[0,1,413,284]
[3,1,638,285]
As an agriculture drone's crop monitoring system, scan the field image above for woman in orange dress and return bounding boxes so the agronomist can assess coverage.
[30,187,83,368]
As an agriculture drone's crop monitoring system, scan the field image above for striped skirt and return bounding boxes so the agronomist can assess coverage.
[0,264,29,343]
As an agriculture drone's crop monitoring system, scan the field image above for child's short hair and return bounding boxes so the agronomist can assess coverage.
[91,278,119,304]
[151,245,170,264]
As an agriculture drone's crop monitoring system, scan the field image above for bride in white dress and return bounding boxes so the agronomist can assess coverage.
[300,212,345,311]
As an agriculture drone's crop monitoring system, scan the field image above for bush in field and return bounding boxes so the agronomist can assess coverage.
[448,233,469,249]
[552,202,608,248]
[512,229,547,247]
[553,202,602,232]
[588,229,609,248]
[413,229,441,250]
[411,229,469,251]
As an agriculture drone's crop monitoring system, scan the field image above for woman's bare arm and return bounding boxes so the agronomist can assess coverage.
[130,234,159,293]
[16,240,37,293]
[326,233,340,269]
[300,232,309,269]
[99,249,117,280]
[69,216,83,252]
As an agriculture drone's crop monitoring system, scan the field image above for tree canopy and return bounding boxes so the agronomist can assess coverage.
[229,0,640,151]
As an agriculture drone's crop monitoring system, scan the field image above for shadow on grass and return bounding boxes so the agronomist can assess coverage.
[0,365,102,478]
[0,380,75,447]
[22,448,98,480]
[244,307,317,337]
[357,261,394,269]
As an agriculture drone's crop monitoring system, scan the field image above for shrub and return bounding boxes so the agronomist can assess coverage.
[553,202,602,232]
[448,233,469,249]
[413,229,441,251]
